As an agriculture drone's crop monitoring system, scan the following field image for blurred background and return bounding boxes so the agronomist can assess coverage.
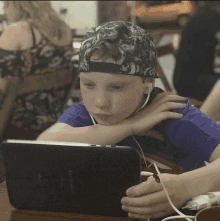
[0,0,217,106]
[0,0,220,146]
[52,0,203,92]
[52,0,199,92]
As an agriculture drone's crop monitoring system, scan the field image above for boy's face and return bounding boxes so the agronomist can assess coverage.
[80,71,153,125]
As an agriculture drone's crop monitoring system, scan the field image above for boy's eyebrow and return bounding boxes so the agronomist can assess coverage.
[107,80,133,85]
[80,77,134,84]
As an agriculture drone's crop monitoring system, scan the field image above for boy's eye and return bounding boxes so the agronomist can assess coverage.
[111,85,125,90]
[82,83,125,90]
[83,83,95,89]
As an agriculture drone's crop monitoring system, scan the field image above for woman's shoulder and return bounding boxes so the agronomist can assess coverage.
[4,21,29,30]
[0,21,32,51]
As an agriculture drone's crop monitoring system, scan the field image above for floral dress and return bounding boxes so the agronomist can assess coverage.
[0,26,74,140]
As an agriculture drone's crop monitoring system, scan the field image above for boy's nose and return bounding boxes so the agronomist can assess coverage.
[94,93,111,109]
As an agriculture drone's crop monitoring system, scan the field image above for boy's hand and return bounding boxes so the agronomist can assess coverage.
[121,173,191,219]
[125,92,187,136]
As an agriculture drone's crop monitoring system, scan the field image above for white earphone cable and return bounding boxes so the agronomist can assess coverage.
[89,113,96,125]
[136,85,152,113]
[132,136,195,221]
[132,87,194,221]
[89,86,195,220]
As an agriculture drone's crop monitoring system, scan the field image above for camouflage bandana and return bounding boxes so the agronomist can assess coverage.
[79,21,160,78]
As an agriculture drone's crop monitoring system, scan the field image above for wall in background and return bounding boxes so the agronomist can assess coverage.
[51,1,97,34]
[0,1,3,14]
[98,1,131,25]
[0,1,97,34]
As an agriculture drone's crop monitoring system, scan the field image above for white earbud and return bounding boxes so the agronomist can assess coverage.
[136,84,152,113]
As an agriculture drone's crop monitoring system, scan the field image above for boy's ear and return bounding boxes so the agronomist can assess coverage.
[143,79,155,95]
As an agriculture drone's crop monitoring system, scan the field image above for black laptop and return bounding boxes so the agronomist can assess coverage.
[0,139,141,217]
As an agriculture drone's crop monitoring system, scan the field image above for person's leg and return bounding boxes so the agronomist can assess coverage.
[200,79,220,122]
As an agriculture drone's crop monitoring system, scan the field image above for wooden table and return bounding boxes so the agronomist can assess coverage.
[0,167,190,221]
[0,181,134,221]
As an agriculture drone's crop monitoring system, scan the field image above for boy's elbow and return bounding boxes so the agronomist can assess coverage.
[36,123,59,141]
[36,122,72,141]
[36,132,53,141]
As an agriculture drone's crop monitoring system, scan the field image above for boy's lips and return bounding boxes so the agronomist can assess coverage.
[95,113,112,118]
[94,113,113,121]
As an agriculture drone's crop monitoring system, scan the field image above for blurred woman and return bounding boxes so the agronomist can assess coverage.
[200,78,220,122]
[173,2,220,102]
[0,1,74,140]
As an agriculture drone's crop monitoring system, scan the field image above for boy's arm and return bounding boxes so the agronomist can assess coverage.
[180,148,220,198]
[121,149,220,220]
[181,143,220,197]
[37,122,132,145]
[37,93,186,144]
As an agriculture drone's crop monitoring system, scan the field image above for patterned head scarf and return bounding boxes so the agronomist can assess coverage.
[79,21,160,78]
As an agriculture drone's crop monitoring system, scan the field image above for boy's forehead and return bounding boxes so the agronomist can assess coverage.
[80,72,139,83]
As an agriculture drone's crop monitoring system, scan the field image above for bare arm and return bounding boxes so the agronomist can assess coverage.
[200,78,220,121]
[37,93,186,144]
[0,21,33,51]
[0,22,27,99]
[180,144,220,198]
[120,145,220,219]
[0,23,22,50]
[37,122,132,145]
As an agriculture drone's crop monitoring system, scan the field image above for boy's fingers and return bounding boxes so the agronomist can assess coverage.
[146,99,186,116]
[150,92,167,105]
[150,92,175,104]
[137,99,185,120]
[152,111,182,124]
[126,176,161,197]
[132,110,183,136]
[158,102,186,112]
[151,93,186,106]
[148,112,182,128]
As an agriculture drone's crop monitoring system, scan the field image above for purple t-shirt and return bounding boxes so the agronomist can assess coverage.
[57,89,220,172]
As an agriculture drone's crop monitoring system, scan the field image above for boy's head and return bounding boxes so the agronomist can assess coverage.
[78,21,160,125]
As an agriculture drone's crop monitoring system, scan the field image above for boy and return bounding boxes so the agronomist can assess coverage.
[38,21,220,220]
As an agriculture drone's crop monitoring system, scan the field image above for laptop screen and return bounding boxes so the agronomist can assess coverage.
[1,139,141,217]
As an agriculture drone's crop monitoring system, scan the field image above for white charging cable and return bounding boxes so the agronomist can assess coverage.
[132,135,195,221]
[89,89,195,221]
[154,164,195,221]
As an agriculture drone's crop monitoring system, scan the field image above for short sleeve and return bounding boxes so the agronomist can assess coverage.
[57,102,92,127]
[156,98,220,171]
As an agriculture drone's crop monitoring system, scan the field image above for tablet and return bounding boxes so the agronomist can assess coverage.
[0,139,141,217]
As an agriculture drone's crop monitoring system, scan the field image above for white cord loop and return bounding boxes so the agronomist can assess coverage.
[89,87,195,220]
[136,86,151,112]
[132,136,195,221]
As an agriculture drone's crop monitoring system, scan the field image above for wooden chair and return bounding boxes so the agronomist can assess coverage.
[20,66,80,122]
[17,67,78,113]
[69,51,82,102]
[0,66,79,141]
[0,77,20,141]
[0,66,79,182]
[0,77,20,183]
[156,43,175,92]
